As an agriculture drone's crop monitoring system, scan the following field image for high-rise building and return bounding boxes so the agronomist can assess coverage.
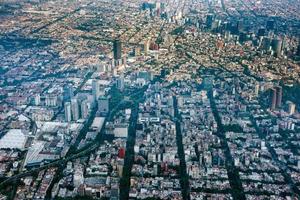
[81,100,90,119]
[113,39,122,60]
[64,102,72,122]
[261,37,271,51]
[275,86,282,108]
[272,38,282,57]
[71,98,80,121]
[270,86,282,110]
[63,85,74,101]
[206,14,214,29]
[270,88,277,110]
[287,101,296,115]
[98,96,109,114]
[92,80,98,101]
[117,74,125,92]
[92,80,104,102]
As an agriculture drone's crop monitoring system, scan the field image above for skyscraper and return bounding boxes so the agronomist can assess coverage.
[92,80,103,102]
[98,96,109,114]
[63,85,74,101]
[206,14,214,29]
[117,74,125,92]
[272,38,282,57]
[261,37,271,51]
[113,39,122,60]
[270,86,282,110]
[64,102,72,122]
[270,88,277,110]
[275,86,282,108]
[287,101,296,115]
[71,98,80,121]
[81,99,90,119]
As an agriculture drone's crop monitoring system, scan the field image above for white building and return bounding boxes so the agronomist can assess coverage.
[64,102,72,122]
[71,98,79,121]
[287,101,296,115]
[113,124,128,138]
[0,129,27,150]
[91,117,105,132]
[81,100,90,119]
[98,96,109,114]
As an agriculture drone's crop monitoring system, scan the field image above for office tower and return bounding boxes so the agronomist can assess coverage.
[239,32,247,44]
[63,85,74,101]
[270,88,277,110]
[113,39,122,60]
[92,80,101,102]
[261,37,271,51]
[81,100,89,119]
[287,101,296,115]
[206,14,214,29]
[64,102,72,122]
[117,74,125,91]
[34,94,41,106]
[71,98,80,121]
[98,96,109,114]
[275,86,282,108]
[272,38,282,57]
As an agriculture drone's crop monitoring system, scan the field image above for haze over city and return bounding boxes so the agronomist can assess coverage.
[0,0,300,200]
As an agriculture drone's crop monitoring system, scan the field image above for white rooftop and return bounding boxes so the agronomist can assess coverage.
[0,129,27,150]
